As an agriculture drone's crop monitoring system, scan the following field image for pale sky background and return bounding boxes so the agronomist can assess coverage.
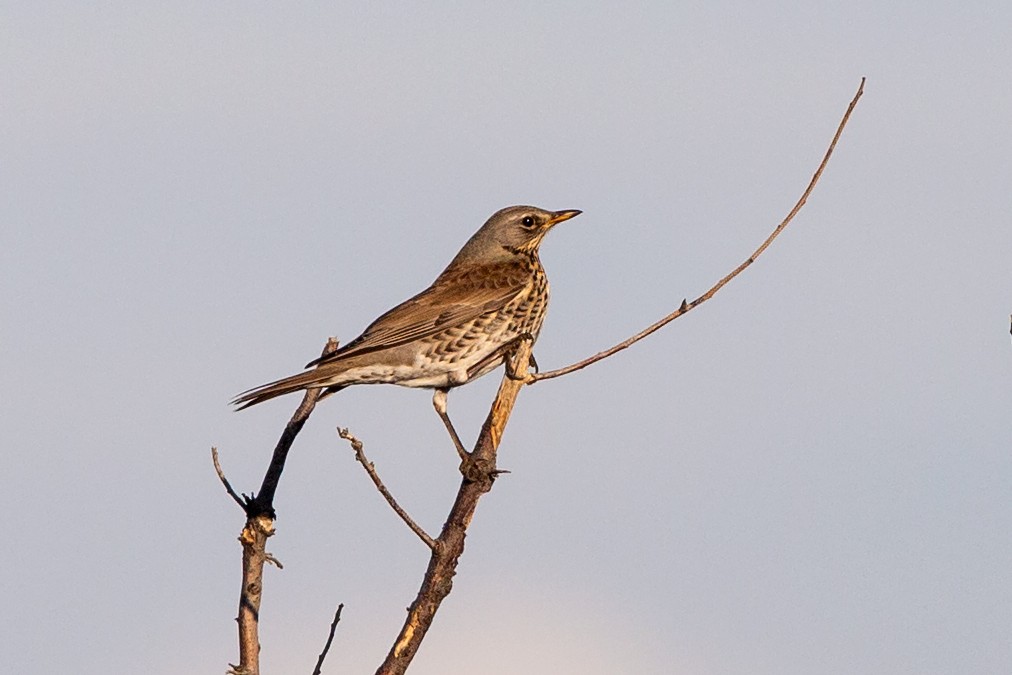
[2,3,1010,674]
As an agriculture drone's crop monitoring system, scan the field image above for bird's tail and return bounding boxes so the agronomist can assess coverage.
[232,368,339,410]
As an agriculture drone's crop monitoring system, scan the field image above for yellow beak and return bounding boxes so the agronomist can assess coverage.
[548,209,582,225]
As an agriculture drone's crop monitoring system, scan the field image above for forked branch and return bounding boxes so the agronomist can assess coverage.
[370,78,865,675]
[216,338,340,675]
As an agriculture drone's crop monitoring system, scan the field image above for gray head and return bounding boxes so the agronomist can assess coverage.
[447,205,581,268]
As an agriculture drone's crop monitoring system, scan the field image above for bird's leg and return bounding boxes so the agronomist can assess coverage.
[432,388,469,461]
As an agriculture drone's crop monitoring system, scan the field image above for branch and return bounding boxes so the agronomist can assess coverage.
[247,337,341,517]
[370,81,866,673]
[312,604,344,675]
[219,337,340,675]
[374,338,533,675]
[530,77,866,383]
[212,446,245,509]
[339,427,437,550]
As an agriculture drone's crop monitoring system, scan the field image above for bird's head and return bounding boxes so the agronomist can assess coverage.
[449,205,582,267]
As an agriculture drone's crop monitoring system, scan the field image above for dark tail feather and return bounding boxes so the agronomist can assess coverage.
[232,369,337,410]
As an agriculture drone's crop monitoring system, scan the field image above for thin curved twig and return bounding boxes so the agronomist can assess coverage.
[529,77,866,383]
[211,446,245,509]
[312,603,344,675]
[340,427,437,550]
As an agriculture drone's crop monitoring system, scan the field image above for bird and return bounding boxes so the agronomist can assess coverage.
[233,205,581,457]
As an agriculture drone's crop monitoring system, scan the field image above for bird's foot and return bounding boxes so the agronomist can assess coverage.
[504,333,536,381]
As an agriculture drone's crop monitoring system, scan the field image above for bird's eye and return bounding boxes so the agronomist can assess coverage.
[521,215,536,228]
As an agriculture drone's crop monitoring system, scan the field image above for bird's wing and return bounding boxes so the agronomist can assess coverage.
[306,260,532,367]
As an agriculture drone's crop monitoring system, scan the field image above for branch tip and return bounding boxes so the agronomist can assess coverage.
[211,446,246,509]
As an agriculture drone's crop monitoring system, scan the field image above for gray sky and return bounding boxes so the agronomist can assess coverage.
[3,3,1010,674]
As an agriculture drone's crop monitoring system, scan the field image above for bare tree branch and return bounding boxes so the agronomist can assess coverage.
[212,446,245,509]
[227,513,273,675]
[368,80,865,674]
[340,427,437,550]
[219,338,340,675]
[247,337,341,517]
[218,78,865,675]
[374,338,534,675]
[529,77,866,383]
[312,603,345,675]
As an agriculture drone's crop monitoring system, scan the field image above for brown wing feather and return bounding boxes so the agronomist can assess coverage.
[306,260,531,367]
